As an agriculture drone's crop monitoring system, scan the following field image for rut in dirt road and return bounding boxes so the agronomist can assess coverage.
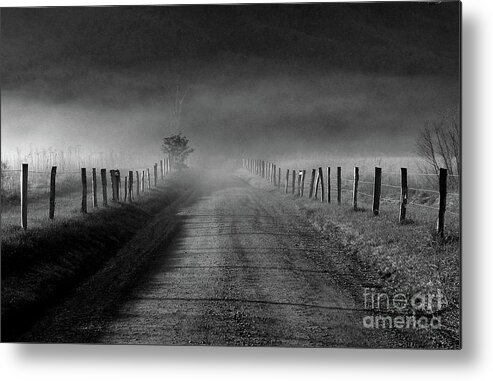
[97,172,399,347]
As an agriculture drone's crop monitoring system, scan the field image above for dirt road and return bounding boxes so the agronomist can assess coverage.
[93,171,400,347]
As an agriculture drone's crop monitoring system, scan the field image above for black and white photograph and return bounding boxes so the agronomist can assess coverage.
[1,1,461,350]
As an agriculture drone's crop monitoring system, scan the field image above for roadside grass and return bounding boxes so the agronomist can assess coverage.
[237,168,460,344]
[1,172,196,342]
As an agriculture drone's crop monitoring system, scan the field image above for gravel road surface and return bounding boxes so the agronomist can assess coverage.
[96,171,401,347]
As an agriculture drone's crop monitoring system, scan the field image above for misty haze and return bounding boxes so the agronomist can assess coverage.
[1,2,461,348]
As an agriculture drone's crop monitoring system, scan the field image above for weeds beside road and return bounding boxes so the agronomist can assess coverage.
[1,172,197,342]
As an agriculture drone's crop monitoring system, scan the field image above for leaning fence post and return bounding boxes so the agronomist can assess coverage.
[147,168,151,189]
[372,167,381,216]
[81,168,87,213]
[318,167,325,202]
[92,168,98,208]
[326,167,331,203]
[21,163,28,229]
[101,169,108,206]
[437,168,448,238]
[301,170,306,197]
[337,167,342,205]
[399,168,408,223]
[352,167,359,211]
[49,166,57,219]
[308,169,316,198]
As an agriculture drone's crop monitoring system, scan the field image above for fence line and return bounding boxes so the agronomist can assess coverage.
[5,156,174,230]
[384,172,460,177]
[243,158,459,237]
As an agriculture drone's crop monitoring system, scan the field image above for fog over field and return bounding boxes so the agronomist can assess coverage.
[1,3,460,166]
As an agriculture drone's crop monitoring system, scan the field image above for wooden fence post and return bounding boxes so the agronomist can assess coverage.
[135,171,140,196]
[124,176,128,202]
[101,169,108,206]
[154,163,158,187]
[92,168,98,208]
[109,170,115,201]
[160,160,164,179]
[115,170,120,202]
[262,161,265,178]
[301,170,306,197]
[285,169,290,193]
[81,168,87,213]
[128,171,133,202]
[326,167,330,203]
[291,170,296,194]
[372,167,381,216]
[278,167,281,190]
[297,170,302,197]
[308,169,316,198]
[337,167,342,205]
[21,163,28,229]
[147,168,151,189]
[273,164,277,186]
[141,170,145,193]
[352,167,359,211]
[314,169,320,199]
[399,168,408,224]
[315,167,324,202]
[437,168,448,238]
[49,166,57,219]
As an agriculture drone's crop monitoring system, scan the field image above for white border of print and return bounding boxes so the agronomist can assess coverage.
[1,0,492,380]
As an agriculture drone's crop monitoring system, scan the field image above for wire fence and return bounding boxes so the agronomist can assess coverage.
[1,157,174,230]
[243,159,460,237]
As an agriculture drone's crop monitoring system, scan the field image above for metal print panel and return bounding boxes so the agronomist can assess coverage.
[1,1,461,348]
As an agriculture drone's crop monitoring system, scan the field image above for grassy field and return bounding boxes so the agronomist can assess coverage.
[238,162,460,347]
[1,171,196,341]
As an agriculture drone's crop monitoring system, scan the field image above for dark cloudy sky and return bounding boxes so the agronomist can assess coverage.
[1,2,461,164]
